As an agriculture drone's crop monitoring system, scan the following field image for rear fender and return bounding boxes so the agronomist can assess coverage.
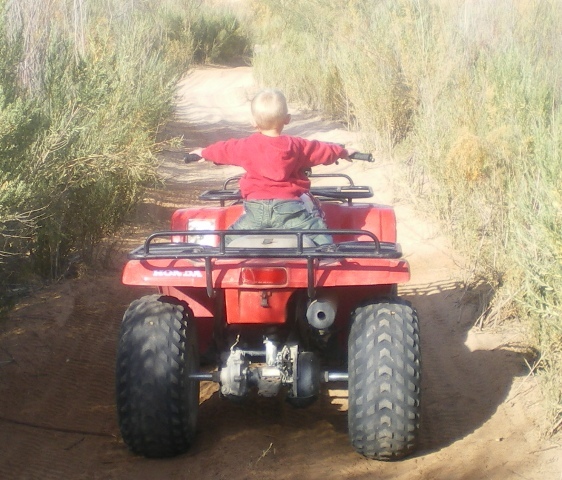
[323,203,397,243]
[160,285,220,357]
[170,205,243,245]
[122,257,410,288]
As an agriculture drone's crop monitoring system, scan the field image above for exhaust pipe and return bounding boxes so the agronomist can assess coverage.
[306,296,337,330]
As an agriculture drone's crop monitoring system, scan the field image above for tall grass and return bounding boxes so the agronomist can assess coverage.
[0,0,250,300]
[251,0,562,434]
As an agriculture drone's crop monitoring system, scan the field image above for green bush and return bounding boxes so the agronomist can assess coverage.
[0,0,252,299]
[0,13,173,279]
[161,4,250,65]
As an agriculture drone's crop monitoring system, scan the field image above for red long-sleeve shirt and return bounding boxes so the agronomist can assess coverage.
[201,133,348,200]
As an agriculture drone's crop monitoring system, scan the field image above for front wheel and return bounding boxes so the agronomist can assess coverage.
[115,294,199,458]
[348,298,421,460]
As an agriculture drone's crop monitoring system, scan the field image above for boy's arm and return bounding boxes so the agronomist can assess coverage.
[298,138,350,166]
[200,138,245,166]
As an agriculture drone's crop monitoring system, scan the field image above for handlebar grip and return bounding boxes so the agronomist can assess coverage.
[349,152,374,162]
[184,153,202,163]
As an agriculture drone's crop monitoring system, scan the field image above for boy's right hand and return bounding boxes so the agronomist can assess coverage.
[184,148,205,163]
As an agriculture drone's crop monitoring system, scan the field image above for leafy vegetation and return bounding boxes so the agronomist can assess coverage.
[0,0,249,304]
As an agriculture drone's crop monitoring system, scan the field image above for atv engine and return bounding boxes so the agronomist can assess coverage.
[220,339,320,401]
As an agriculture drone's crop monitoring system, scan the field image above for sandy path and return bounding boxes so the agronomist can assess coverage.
[0,65,560,480]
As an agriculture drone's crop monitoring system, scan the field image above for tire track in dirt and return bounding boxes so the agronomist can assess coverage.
[0,276,134,479]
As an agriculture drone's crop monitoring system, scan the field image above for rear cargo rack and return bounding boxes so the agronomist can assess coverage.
[128,229,402,298]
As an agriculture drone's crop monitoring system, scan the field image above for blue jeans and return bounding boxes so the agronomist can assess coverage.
[228,199,332,245]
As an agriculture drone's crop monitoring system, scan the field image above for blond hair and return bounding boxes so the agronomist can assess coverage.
[251,89,288,130]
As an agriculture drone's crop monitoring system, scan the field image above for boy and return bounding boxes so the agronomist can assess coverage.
[189,88,352,245]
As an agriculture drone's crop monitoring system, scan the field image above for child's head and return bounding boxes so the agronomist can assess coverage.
[251,89,290,132]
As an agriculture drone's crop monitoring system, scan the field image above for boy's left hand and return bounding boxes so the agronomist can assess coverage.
[342,148,357,162]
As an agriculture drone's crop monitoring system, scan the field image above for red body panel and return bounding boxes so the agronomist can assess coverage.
[323,203,397,243]
[170,205,243,246]
[123,202,408,331]
[170,203,397,244]
[224,289,293,324]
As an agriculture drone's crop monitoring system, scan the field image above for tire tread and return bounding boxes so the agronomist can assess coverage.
[348,298,421,460]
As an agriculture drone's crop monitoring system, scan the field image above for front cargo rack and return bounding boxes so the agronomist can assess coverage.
[198,174,374,206]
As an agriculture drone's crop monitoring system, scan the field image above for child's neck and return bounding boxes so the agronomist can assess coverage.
[259,128,283,137]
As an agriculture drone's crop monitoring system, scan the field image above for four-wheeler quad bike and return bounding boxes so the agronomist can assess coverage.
[116,151,421,460]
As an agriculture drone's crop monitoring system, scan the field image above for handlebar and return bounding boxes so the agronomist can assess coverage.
[349,152,373,162]
[185,151,373,163]
[184,153,202,163]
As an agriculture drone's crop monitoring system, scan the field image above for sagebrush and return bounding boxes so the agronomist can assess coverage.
[0,0,250,300]
[251,0,562,434]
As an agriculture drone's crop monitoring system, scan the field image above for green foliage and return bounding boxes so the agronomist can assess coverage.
[0,0,252,298]
[161,4,250,65]
[190,10,250,64]
[0,12,171,280]
[251,0,562,433]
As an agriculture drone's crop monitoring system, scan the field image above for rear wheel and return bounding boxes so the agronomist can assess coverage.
[348,298,421,460]
[116,294,199,458]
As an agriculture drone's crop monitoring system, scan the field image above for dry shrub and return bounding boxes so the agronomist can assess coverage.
[445,130,488,183]
[250,0,562,433]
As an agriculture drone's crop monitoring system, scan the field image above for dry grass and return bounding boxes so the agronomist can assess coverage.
[250,0,562,435]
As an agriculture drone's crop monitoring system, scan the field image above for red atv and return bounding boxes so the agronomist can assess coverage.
[116,152,421,460]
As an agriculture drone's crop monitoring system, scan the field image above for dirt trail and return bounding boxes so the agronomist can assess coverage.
[1,65,561,480]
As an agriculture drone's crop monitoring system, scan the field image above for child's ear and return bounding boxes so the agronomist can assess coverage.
[284,114,291,125]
